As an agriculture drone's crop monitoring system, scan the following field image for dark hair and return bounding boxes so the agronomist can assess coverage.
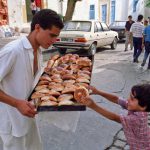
[31,0,35,2]
[128,15,132,18]
[131,84,150,111]
[31,9,64,32]
[137,14,143,21]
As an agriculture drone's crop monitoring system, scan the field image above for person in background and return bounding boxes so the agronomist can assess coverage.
[130,14,144,63]
[35,0,41,12]
[141,22,150,69]
[0,9,64,150]
[124,15,135,51]
[144,19,148,27]
[76,84,150,149]
[30,0,37,16]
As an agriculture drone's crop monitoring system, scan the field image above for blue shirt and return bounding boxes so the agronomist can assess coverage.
[144,25,150,42]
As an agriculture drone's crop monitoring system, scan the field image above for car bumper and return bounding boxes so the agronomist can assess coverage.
[53,42,90,50]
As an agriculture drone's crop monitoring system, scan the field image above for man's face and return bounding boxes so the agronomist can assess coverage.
[128,17,132,21]
[35,25,61,49]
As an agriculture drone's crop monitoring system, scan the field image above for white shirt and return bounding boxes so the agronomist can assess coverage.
[130,22,144,38]
[0,36,42,137]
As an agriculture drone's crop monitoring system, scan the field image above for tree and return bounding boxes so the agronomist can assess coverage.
[60,0,82,22]
[146,0,150,7]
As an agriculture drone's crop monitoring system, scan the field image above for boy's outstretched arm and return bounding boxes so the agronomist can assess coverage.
[79,96,121,123]
[89,86,119,104]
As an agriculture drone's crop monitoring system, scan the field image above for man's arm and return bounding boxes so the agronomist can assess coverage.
[0,90,37,118]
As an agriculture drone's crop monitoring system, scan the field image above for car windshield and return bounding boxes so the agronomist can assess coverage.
[62,21,91,32]
[110,21,126,27]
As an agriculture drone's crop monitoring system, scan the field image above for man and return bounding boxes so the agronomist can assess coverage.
[0,9,64,150]
[141,23,150,69]
[124,15,134,51]
[130,14,144,63]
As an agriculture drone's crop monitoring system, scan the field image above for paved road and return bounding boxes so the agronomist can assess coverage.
[0,42,150,150]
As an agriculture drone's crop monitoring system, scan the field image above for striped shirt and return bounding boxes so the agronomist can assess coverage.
[118,98,150,150]
[130,22,144,38]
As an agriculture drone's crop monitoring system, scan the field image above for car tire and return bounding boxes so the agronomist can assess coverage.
[88,43,97,55]
[58,48,67,54]
[111,38,117,49]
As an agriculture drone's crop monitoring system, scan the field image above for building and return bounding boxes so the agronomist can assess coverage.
[89,0,129,25]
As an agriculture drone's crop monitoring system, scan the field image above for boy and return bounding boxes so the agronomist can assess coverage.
[76,84,150,149]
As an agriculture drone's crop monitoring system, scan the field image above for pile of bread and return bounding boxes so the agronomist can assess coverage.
[31,54,91,106]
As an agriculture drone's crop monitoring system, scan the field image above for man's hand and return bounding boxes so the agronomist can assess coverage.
[88,85,99,95]
[15,100,37,118]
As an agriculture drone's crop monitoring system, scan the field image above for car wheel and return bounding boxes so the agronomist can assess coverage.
[111,38,117,49]
[58,48,67,54]
[88,43,97,55]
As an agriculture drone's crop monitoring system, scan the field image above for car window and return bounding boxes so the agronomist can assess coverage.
[63,21,91,32]
[101,23,109,31]
[94,22,102,32]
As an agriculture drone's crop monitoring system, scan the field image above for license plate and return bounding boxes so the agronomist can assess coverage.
[61,38,73,42]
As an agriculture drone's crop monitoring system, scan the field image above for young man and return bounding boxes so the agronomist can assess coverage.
[124,15,134,51]
[130,14,144,63]
[0,9,64,150]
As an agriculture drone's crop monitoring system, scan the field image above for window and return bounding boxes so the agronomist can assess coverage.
[101,23,109,31]
[94,22,102,32]
[133,0,139,12]
[111,0,115,23]
[89,5,95,20]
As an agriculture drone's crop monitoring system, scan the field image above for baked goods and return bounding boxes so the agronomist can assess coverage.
[30,54,92,108]
[74,87,89,101]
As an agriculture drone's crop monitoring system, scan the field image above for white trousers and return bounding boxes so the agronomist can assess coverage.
[0,122,43,150]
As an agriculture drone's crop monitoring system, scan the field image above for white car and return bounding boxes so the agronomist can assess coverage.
[53,20,118,55]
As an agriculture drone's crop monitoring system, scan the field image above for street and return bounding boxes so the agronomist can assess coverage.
[41,42,150,150]
[0,41,150,150]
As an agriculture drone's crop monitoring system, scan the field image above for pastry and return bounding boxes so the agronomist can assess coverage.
[58,100,74,106]
[74,87,89,101]
[57,94,73,102]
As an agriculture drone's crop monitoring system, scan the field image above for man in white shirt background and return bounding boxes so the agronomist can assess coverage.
[130,14,144,63]
[0,9,64,150]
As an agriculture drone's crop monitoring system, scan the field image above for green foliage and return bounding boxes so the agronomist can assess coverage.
[146,0,150,7]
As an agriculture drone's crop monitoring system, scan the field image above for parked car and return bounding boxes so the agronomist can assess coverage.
[53,20,118,55]
[109,21,126,40]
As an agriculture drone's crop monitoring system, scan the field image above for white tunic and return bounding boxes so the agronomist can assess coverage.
[0,36,42,137]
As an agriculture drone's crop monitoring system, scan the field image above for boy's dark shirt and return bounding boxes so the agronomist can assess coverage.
[125,21,135,31]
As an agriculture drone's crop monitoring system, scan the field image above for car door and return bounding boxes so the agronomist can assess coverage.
[101,22,113,45]
[94,21,105,47]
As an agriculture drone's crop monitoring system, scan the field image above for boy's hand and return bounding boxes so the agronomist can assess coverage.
[88,85,99,95]
[78,96,94,107]
[15,100,37,118]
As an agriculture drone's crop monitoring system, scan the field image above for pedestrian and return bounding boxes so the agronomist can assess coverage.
[30,0,37,16]
[76,84,150,149]
[130,14,144,63]
[144,19,148,27]
[141,23,150,69]
[35,0,41,12]
[124,15,134,51]
[0,9,64,150]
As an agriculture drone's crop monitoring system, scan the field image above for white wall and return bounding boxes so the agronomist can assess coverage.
[90,0,99,20]
[47,0,90,20]
[128,0,144,21]
[115,0,129,21]
[7,0,23,27]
